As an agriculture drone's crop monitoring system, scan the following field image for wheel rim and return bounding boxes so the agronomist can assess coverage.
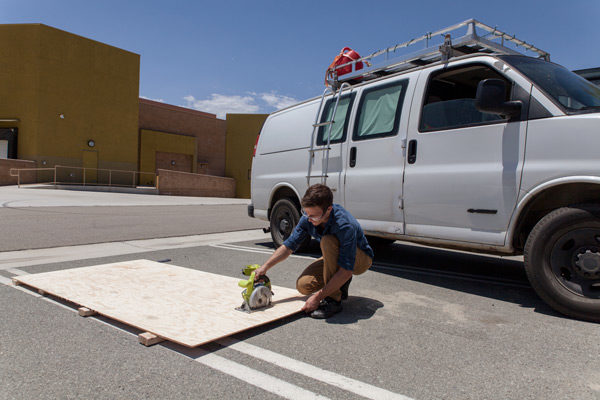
[550,228,600,298]
[273,207,295,241]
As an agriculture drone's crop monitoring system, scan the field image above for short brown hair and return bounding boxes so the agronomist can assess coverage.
[301,184,333,211]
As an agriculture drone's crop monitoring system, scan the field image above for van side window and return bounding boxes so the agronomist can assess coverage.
[420,64,509,132]
[317,94,355,145]
[353,80,408,141]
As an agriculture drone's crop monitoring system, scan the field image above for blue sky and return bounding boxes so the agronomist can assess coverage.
[2,1,598,118]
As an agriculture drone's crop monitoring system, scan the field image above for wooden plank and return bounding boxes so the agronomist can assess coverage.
[13,260,305,347]
[139,332,164,346]
[78,307,96,317]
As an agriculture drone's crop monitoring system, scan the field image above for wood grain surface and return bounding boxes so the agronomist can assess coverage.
[15,260,306,347]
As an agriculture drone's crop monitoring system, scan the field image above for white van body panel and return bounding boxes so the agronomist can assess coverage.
[342,72,419,233]
[402,57,532,246]
[520,114,600,195]
[250,54,600,254]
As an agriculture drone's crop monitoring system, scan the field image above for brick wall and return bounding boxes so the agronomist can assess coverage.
[139,99,226,177]
[157,169,235,198]
[0,159,36,185]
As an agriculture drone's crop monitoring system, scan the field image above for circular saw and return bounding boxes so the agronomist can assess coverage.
[236,264,274,313]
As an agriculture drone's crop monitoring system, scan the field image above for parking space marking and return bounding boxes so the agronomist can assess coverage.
[2,262,411,400]
[0,229,270,270]
[6,268,28,276]
[0,271,331,400]
[218,337,413,400]
[211,243,316,260]
[214,242,530,289]
[191,349,331,400]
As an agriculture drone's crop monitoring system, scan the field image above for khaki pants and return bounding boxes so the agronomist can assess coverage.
[296,235,372,302]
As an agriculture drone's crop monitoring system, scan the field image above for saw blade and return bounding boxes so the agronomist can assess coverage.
[248,285,272,309]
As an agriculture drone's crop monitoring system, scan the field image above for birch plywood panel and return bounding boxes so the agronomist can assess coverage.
[14,260,305,347]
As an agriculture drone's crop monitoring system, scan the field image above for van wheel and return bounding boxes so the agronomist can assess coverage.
[524,205,600,322]
[270,199,310,250]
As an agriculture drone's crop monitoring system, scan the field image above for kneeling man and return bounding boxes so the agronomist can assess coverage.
[255,184,374,318]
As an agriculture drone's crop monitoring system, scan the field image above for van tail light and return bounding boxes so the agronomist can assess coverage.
[253,134,260,157]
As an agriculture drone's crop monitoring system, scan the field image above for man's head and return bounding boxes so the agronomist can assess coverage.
[301,184,333,225]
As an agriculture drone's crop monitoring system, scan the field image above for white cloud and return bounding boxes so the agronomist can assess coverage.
[260,92,298,110]
[182,91,299,119]
[140,95,165,103]
[183,94,259,118]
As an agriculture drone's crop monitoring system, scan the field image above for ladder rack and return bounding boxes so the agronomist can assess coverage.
[327,19,550,87]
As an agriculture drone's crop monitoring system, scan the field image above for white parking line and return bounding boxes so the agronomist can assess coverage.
[6,268,29,276]
[192,349,330,400]
[0,230,270,270]
[216,242,530,289]
[0,270,330,400]
[4,265,410,399]
[211,243,316,260]
[218,337,412,400]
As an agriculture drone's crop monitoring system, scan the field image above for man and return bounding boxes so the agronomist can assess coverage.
[255,184,374,319]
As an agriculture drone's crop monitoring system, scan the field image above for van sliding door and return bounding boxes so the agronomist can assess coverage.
[343,76,415,234]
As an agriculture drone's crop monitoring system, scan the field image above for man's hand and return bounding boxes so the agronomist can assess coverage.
[301,293,322,313]
[254,265,269,280]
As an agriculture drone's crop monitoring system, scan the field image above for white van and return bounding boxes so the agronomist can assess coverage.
[248,20,600,322]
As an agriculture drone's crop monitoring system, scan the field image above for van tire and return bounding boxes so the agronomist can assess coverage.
[524,205,600,322]
[269,199,310,250]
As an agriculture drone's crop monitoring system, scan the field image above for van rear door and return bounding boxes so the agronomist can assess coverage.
[343,75,416,234]
[308,92,356,204]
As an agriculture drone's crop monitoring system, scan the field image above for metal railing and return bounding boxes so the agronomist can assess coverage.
[10,165,157,189]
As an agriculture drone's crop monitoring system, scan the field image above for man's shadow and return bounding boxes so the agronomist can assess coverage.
[324,296,384,324]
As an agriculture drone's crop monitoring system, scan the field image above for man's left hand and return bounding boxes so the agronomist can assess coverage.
[301,293,321,313]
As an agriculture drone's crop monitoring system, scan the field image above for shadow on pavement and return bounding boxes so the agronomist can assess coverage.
[325,296,384,325]
[251,239,564,320]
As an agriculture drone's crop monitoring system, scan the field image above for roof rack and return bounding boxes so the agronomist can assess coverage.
[327,19,550,87]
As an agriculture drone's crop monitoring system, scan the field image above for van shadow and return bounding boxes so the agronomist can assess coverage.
[253,240,563,320]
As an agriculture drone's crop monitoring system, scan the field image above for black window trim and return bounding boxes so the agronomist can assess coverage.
[418,62,513,134]
[316,92,356,146]
[499,55,599,116]
[352,79,409,141]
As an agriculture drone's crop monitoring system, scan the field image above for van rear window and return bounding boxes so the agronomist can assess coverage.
[317,94,355,145]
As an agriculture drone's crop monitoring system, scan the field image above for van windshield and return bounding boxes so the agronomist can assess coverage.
[500,55,600,113]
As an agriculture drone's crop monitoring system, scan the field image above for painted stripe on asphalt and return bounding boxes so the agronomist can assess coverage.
[0,272,330,400]
[0,229,270,270]
[211,243,316,260]
[0,274,14,285]
[6,268,29,276]
[218,337,413,400]
[192,349,330,400]
[211,242,530,289]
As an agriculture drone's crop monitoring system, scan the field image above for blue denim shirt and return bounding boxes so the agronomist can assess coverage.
[283,204,374,271]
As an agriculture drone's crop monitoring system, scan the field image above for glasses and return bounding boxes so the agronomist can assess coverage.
[302,208,327,222]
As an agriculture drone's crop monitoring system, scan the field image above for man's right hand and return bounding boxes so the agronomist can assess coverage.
[254,265,268,279]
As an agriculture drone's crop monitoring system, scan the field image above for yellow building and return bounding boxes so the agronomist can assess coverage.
[225,113,268,198]
[0,23,269,197]
[0,24,140,184]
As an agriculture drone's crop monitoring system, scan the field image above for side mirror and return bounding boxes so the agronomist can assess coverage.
[475,79,521,118]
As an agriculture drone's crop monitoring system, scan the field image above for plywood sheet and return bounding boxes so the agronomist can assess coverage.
[14,260,305,347]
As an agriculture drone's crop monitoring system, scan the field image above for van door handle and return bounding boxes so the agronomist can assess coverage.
[349,147,357,167]
[407,140,417,164]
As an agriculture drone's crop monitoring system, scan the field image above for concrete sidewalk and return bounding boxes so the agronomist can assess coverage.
[0,186,250,208]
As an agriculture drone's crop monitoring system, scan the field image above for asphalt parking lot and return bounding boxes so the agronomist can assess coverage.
[1,188,599,400]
